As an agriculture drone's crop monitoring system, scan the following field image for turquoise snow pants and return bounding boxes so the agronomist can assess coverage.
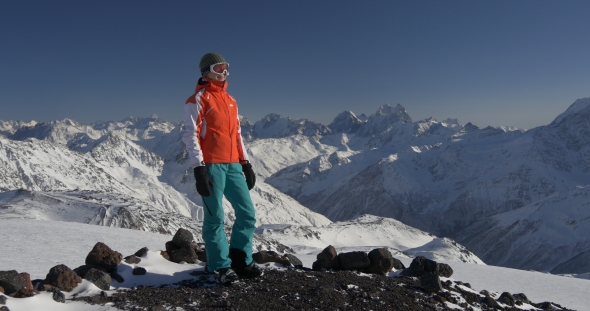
[201,163,256,271]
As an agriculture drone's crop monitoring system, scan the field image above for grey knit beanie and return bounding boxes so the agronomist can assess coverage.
[199,52,226,76]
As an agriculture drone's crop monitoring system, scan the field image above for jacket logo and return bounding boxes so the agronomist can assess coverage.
[230,104,234,107]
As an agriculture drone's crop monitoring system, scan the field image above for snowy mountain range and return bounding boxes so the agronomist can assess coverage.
[1,97,589,274]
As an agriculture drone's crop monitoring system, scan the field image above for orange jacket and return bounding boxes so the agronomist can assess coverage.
[182,78,249,166]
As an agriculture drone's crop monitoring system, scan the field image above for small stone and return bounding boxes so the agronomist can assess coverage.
[132,267,147,275]
[134,247,149,257]
[285,254,303,268]
[513,293,530,304]
[420,273,442,293]
[124,255,141,264]
[482,296,503,309]
[0,295,6,304]
[498,292,516,306]
[51,288,66,303]
[433,294,446,303]
[110,272,125,283]
[436,263,453,277]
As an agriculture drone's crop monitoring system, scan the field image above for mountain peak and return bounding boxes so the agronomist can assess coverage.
[328,111,363,133]
[551,97,590,126]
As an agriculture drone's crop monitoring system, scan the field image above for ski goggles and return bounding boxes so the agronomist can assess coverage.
[209,62,229,75]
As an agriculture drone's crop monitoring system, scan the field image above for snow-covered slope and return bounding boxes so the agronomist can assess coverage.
[257,214,484,264]
[454,184,590,273]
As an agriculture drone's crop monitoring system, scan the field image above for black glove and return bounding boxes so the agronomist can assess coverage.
[194,166,213,196]
[242,162,256,190]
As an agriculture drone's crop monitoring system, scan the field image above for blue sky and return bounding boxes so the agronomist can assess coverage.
[1,0,589,129]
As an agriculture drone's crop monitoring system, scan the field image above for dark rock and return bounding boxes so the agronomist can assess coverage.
[189,241,202,253]
[463,282,471,288]
[432,294,446,303]
[482,295,503,310]
[110,272,124,283]
[0,286,3,294]
[400,256,438,277]
[100,291,108,298]
[539,302,556,310]
[0,306,9,311]
[85,242,122,273]
[0,270,26,295]
[124,255,141,264]
[498,292,516,306]
[165,241,180,254]
[13,288,37,298]
[172,228,194,248]
[419,273,442,293]
[252,251,291,266]
[285,254,303,268]
[134,247,149,257]
[196,249,207,262]
[51,288,65,303]
[74,264,108,278]
[133,267,147,275]
[366,248,395,275]
[31,279,44,290]
[18,273,33,291]
[0,295,5,305]
[160,251,170,260]
[513,293,530,304]
[338,251,370,271]
[311,261,326,272]
[316,245,340,270]
[84,268,112,291]
[45,265,82,292]
[148,307,166,311]
[436,263,453,277]
[169,248,198,264]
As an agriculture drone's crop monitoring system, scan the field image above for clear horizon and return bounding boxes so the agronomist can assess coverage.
[1,1,589,129]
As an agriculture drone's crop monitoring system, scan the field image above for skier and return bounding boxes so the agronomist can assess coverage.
[182,52,262,284]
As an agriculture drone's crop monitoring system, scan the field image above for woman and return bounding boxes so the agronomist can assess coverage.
[182,52,261,284]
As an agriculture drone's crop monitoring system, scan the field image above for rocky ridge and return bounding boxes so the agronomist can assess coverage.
[0,228,572,311]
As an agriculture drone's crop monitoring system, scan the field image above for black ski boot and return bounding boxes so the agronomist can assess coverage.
[229,248,263,278]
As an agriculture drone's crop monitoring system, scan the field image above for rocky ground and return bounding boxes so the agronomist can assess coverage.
[74,268,573,311]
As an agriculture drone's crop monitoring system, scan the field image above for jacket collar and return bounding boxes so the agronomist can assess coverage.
[195,77,228,93]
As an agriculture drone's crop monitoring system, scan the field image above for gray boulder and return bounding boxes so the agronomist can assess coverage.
[0,270,26,295]
[315,245,340,270]
[338,251,370,271]
[365,248,397,275]
[84,268,112,291]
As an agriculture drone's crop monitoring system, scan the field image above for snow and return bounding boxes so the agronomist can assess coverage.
[1,219,589,311]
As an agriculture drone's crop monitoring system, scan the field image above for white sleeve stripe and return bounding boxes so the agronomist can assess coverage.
[182,92,205,166]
